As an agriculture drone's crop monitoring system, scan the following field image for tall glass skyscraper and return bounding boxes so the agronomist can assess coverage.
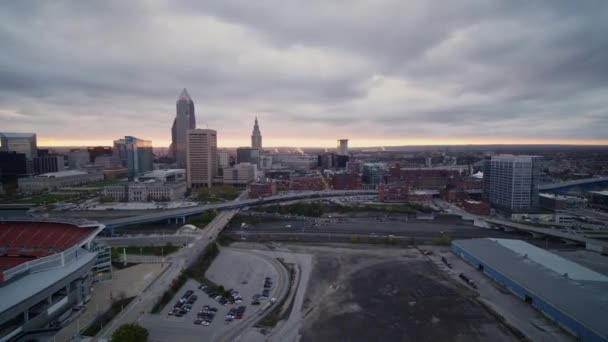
[114,136,153,180]
[171,88,196,168]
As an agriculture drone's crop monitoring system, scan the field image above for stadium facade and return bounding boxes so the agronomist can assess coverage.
[0,219,110,342]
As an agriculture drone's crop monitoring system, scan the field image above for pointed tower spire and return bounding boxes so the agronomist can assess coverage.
[251,116,262,149]
[178,88,192,101]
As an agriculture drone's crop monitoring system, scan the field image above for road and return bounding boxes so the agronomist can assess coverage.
[98,208,240,340]
[103,190,377,228]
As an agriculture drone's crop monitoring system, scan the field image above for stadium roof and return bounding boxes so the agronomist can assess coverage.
[453,238,608,340]
[0,251,97,314]
[0,132,36,139]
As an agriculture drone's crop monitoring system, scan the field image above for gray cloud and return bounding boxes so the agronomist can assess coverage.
[0,0,607,146]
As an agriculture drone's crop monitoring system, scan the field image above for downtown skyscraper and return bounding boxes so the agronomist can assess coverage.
[251,117,262,150]
[171,88,196,168]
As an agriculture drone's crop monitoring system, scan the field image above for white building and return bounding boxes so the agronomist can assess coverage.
[218,151,230,168]
[103,180,187,202]
[222,163,257,185]
[18,170,104,193]
[187,129,217,188]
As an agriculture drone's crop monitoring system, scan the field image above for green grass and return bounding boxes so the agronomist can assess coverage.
[81,297,135,337]
[252,202,325,217]
[195,185,240,203]
[186,210,218,227]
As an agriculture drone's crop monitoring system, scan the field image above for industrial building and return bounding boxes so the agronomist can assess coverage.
[0,219,110,341]
[452,238,608,342]
[18,170,104,194]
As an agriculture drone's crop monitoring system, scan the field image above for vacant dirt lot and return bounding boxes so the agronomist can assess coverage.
[298,246,517,342]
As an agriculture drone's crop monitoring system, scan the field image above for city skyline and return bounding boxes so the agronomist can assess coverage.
[1,2,608,147]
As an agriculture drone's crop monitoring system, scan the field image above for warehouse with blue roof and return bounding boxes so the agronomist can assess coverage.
[452,238,608,342]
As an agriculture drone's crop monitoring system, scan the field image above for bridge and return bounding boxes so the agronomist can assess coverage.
[102,190,377,229]
[539,177,608,194]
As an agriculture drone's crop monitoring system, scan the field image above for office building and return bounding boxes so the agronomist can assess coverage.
[67,150,90,169]
[218,151,230,168]
[87,146,112,164]
[0,132,37,159]
[452,238,608,342]
[236,147,260,165]
[259,155,273,170]
[588,191,608,211]
[114,136,153,180]
[94,155,118,169]
[482,155,542,213]
[362,163,386,185]
[171,88,196,168]
[337,139,348,156]
[33,155,64,174]
[346,160,364,174]
[187,129,217,188]
[222,162,257,185]
[0,152,28,190]
[251,117,262,150]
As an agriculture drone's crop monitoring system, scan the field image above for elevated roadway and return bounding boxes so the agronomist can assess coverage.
[102,190,377,229]
[539,177,608,192]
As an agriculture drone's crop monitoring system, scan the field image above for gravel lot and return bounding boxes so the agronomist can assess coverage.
[296,245,517,342]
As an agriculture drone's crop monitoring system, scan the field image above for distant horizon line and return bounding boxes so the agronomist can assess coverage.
[38,143,608,149]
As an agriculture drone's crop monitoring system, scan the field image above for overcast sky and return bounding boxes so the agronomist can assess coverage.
[1,1,607,147]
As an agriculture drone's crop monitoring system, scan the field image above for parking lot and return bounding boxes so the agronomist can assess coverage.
[141,248,280,342]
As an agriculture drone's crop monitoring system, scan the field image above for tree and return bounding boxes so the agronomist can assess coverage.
[111,323,148,342]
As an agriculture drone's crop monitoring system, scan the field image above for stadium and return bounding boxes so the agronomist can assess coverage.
[0,219,110,342]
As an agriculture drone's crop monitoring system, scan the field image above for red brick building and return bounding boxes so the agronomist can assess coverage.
[388,164,460,190]
[332,172,362,190]
[461,200,490,216]
[249,181,277,198]
[290,176,325,191]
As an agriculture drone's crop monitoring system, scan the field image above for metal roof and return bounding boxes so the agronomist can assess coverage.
[0,251,97,314]
[0,132,36,139]
[453,238,608,340]
[492,238,608,282]
[38,170,88,178]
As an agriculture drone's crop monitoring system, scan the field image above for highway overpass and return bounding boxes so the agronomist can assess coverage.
[539,177,608,193]
[102,190,377,229]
